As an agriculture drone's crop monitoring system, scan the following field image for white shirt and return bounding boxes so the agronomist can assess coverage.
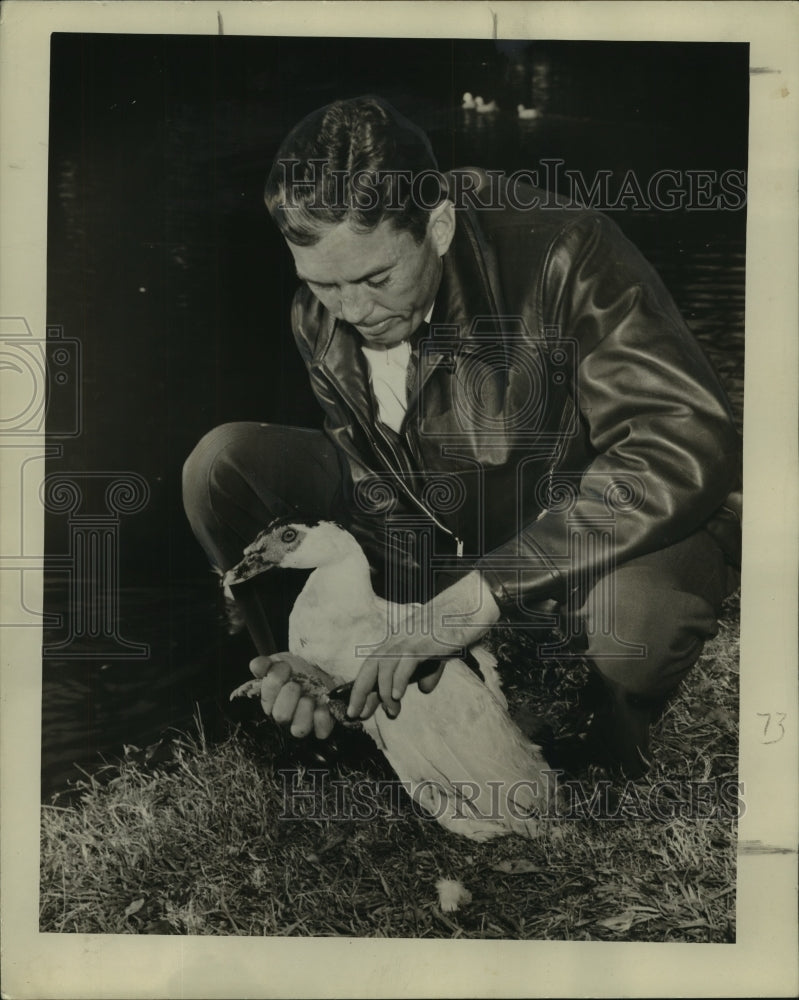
[361,339,412,433]
[360,304,434,434]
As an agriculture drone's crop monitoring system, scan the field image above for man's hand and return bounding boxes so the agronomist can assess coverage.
[346,570,501,720]
[249,652,336,739]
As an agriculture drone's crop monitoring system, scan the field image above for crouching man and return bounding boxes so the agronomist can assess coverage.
[183,96,741,778]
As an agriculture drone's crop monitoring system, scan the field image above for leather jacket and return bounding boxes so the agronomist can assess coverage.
[289,169,742,612]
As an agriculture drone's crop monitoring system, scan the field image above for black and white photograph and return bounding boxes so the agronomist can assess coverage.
[1,2,797,997]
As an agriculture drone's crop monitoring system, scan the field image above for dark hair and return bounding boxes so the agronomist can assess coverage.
[264,96,445,246]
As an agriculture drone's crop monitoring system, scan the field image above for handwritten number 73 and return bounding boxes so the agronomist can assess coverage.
[757,712,786,744]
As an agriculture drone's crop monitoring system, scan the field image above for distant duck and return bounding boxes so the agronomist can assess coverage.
[474,96,499,114]
[462,92,477,109]
[225,518,549,841]
[517,104,541,120]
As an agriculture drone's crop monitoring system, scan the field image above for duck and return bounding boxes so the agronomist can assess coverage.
[474,96,499,114]
[517,104,541,120]
[462,92,477,109]
[224,517,549,841]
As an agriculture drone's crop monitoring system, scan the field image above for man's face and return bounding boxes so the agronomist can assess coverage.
[288,203,455,349]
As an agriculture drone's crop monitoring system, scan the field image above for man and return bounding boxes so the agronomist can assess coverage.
[183,96,741,777]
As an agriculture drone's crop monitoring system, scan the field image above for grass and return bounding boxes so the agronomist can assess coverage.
[39,593,740,941]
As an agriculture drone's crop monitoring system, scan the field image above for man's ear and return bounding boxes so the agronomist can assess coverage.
[428,199,456,257]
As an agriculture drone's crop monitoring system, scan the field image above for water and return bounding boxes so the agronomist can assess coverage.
[40,36,747,798]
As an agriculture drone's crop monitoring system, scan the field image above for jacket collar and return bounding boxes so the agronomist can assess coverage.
[431,203,505,333]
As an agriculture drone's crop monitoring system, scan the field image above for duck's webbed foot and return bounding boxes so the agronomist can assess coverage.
[228,672,360,728]
[229,678,262,701]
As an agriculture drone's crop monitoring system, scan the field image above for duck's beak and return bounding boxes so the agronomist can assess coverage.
[222,552,275,587]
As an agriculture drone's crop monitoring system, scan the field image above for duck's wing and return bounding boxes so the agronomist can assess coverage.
[369,661,548,840]
[467,643,507,709]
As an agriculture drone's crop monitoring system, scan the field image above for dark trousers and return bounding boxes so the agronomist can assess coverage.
[183,421,737,764]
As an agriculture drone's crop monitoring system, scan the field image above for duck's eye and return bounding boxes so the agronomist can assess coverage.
[281,528,298,544]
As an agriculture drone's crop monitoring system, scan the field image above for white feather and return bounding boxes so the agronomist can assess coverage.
[436,878,472,912]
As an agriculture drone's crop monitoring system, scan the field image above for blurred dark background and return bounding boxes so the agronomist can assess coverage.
[42,34,748,795]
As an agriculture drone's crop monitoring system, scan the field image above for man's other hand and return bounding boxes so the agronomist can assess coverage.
[346,570,500,720]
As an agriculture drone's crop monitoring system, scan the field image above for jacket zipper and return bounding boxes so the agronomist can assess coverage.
[370,417,464,558]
